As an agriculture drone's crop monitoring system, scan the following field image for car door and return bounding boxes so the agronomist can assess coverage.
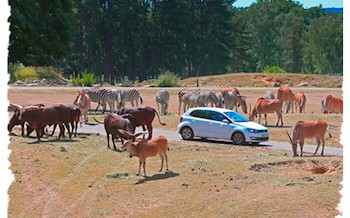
[188,110,210,137]
[206,111,234,140]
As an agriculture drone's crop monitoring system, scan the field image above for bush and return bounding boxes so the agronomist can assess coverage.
[263,66,287,74]
[14,66,37,81]
[71,70,96,87]
[157,71,179,87]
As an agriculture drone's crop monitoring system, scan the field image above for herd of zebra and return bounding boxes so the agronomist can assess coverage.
[74,87,251,119]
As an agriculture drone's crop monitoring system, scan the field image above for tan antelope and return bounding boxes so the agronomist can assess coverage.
[120,133,169,177]
[286,120,329,157]
[276,87,294,113]
[294,92,306,113]
[323,95,343,114]
[249,98,283,126]
[75,91,91,124]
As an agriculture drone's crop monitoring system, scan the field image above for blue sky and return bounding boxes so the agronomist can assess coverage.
[233,0,343,8]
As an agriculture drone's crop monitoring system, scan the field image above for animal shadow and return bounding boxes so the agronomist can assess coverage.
[135,171,179,185]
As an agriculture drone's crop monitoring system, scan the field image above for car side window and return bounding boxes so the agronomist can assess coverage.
[190,110,210,119]
[208,111,228,122]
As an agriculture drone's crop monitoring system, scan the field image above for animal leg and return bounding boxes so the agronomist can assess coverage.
[264,114,267,126]
[164,151,169,171]
[147,125,153,140]
[65,122,72,139]
[143,160,146,177]
[137,159,142,176]
[112,135,117,150]
[314,138,321,156]
[106,133,110,149]
[320,137,325,156]
[159,153,164,172]
[300,141,304,157]
[292,143,298,157]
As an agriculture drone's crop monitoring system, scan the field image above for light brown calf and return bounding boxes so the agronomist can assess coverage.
[121,134,169,177]
[286,120,329,157]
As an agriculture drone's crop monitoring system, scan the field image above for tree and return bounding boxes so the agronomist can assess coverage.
[8,0,75,66]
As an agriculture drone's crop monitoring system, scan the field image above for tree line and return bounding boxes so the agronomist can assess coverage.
[8,0,343,84]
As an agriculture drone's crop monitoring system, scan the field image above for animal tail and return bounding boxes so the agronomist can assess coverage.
[140,96,143,104]
[93,117,104,124]
[153,108,166,126]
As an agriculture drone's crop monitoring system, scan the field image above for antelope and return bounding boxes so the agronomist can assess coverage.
[294,92,306,113]
[276,87,294,113]
[249,98,283,126]
[74,91,91,124]
[286,120,330,157]
[323,95,343,114]
[120,132,169,177]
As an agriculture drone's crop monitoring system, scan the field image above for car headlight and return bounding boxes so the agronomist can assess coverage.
[247,128,259,133]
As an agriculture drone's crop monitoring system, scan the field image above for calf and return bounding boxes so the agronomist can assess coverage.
[8,103,44,136]
[14,104,72,141]
[249,98,283,126]
[294,92,306,113]
[286,120,329,157]
[116,106,166,139]
[121,134,169,177]
[94,113,134,150]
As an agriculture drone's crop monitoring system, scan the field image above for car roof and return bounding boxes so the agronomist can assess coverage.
[186,107,234,113]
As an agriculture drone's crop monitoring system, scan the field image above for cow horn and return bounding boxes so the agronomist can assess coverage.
[9,103,23,109]
[286,131,293,144]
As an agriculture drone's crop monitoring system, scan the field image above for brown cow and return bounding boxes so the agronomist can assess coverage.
[324,95,343,114]
[249,98,283,126]
[276,87,294,113]
[294,92,306,113]
[286,120,329,157]
[8,103,45,136]
[13,104,72,141]
[94,113,135,150]
[116,106,166,139]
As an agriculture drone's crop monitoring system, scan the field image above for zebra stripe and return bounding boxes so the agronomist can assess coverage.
[193,91,222,108]
[117,89,143,109]
[81,88,117,113]
[155,90,170,115]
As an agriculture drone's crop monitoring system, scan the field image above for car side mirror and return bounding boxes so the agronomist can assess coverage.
[222,119,230,124]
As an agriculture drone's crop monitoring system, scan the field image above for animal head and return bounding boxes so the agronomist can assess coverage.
[286,130,298,156]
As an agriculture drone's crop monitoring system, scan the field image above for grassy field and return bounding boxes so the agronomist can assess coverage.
[7,73,344,217]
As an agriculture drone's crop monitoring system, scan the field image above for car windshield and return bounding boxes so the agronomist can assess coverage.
[224,111,249,122]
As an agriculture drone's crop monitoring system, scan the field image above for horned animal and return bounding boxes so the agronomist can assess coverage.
[286,120,329,157]
[121,134,169,177]
[276,87,294,113]
[323,95,343,114]
[294,92,306,113]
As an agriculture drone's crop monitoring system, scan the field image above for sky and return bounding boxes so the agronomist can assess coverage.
[233,0,343,8]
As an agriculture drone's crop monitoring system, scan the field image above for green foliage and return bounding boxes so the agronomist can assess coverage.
[157,71,179,87]
[263,66,287,74]
[71,71,96,87]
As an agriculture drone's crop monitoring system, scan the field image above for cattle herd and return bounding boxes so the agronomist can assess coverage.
[8,86,342,176]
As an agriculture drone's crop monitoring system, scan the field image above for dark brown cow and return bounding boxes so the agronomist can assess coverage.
[94,113,135,150]
[50,104,81,138]
[8,103,45,136]
[116,106,166,139]
[13,104,72,141]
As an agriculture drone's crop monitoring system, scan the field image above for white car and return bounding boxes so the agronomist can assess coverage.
[177,107,269,145]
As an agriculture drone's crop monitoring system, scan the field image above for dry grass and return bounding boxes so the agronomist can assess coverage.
[8,131,342,217]
[7,73,343,217]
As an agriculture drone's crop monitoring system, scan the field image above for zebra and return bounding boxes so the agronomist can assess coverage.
[194,91,222,107]
[264,90,276,99]
[74,88,117,114]
[116,88,143,109]
[180,91,199,113]
[155,90,170,115]
[178,89,188,114]
[222,91,239,110]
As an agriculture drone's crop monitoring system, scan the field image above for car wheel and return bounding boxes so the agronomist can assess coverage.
[232,131,246,145]
[180,127,194,140]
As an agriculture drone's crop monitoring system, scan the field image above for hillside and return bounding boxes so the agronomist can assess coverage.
[178,73,343,88]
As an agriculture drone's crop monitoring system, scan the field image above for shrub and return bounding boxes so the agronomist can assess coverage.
[157,71,179,87]
[263,66,287,74]
[14,66,37,81]
[71,70,96,87]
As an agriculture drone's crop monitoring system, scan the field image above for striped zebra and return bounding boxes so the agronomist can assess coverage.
[194,91,222,107]
[116,88,143,109]
[74,88,117,114]
[180,91,199,114]
[264,91,276,99]
[222,91,239,111]
[155,90,170,115]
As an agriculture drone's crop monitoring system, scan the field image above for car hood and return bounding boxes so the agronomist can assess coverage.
[233,121,267,130]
